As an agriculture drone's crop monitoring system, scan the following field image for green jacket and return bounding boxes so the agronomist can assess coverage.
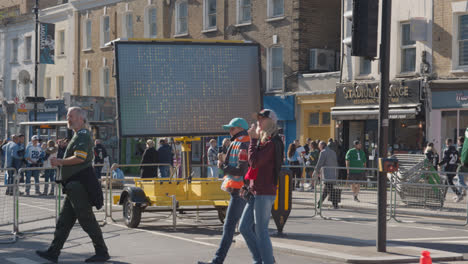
[462,128,468,166]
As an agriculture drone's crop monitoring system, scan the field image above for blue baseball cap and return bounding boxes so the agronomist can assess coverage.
[222,118,249,130]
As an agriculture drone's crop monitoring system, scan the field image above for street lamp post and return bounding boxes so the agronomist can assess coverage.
[33,0,39,122]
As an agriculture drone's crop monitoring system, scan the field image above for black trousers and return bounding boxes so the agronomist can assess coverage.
[446,171,460,196]
[319,183,338,207]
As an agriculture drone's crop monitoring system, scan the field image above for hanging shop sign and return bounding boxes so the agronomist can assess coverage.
[336,79,421,107]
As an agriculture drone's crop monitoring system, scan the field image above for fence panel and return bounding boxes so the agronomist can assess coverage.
[0,168,17,244]
[16,167,60,235]
[317,167,393,221]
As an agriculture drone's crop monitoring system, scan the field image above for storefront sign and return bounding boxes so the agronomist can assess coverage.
[432,90,468,109]
[336,79,421,107]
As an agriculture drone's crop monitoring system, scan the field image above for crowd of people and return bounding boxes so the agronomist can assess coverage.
[1,133,114,196]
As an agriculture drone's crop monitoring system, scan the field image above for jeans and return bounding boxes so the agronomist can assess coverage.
[239,195,276,264]
[209,166,218,178]
[26,166,40,194]
[457,165,468,194]
[159,166,170,178]
[211,192,247,264]
[43,169,56,194]
[94,165,103,180]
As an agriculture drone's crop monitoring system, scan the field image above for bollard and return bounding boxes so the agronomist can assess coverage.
[420,250,432,264]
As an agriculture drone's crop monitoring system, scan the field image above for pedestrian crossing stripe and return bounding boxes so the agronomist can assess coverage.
[6,258,39,264]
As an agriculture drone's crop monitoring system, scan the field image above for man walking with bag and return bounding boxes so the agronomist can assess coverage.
[36,107,109,263]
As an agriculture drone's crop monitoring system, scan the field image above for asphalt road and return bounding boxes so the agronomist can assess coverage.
[2,189,468,263]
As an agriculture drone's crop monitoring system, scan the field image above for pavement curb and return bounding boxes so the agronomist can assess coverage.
[234,235,465,263]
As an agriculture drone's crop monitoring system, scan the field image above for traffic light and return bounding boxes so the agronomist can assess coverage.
[351,0,379,57]
[25,96,45,103]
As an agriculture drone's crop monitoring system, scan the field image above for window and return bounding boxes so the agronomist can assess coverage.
[83,69,92,96]
[83,19,92,50]
[322,112,331,125]
[268,46,283,91]
[25,36,32,61]
[459,15,468,66]
[360,58,371,75]
[57,76,64,97]
[175,1,188,35]
[101,16,110,47]
[58,30,65,55]
[204,0,216,30]
[237,0,251,24]
[101,67,110,96]
[145,8,157,38]
[268,0,284,18]
[12,38,18,62]
[24,82,30,97]
[309,112,319,126]
[122,12,133,38]
[11,80,17,99]
[401,23,416,72]
[45,77,52,98]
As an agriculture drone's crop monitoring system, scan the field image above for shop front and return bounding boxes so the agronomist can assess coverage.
[263,95,295,152]
[296,93,335,143]
[332,79,425,159]
[429,81,468,153]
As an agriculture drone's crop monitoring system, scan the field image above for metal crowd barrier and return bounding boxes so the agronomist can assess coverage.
[15,167,61,236]
[101,163,174,226]
[0,168,18,244]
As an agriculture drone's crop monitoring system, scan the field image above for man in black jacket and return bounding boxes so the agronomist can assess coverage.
[439,138,461,198]
[93,139,108,180]
[140,140,158,178]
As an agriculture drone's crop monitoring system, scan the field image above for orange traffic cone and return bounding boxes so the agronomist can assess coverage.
[420,250,432,264]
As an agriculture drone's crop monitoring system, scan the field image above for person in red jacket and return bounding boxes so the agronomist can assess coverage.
[239,109,284,264]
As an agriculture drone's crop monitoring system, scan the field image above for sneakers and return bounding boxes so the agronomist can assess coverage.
[354,196,360,202]
[36,250,58,263]
[85,252,110,262]
[454,195,464,203]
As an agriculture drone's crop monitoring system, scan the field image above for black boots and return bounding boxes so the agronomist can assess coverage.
[36,250,58,263]
[85,252,110,262]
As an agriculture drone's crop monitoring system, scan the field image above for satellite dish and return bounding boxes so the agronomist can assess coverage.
[18,70,30,84]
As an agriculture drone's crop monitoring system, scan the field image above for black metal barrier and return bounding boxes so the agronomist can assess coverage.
[271,169,293,234]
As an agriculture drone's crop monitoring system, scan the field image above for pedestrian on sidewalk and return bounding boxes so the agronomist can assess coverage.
[305,141,320,190]
[287,143,302,190]
[207,139,219,178]
[239,109,284,264]
[93,139,108,180]
[158,138,173,178]
[36,107,109,263]
[43,140,58,196]
[424,142,439,169]
[314,141,339,209]
[198,117,250,264]
[345,140,367,202]
[25,135,43,195]
[2,135,17,195]
[140,140,158,178]
[439,138,462,201]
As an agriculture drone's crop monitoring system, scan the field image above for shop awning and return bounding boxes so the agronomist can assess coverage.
[331,104,421,120]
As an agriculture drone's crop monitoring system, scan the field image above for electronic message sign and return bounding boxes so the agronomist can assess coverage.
[115,41,261,137]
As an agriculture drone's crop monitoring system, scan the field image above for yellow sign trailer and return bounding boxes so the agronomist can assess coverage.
[116,137,230,228]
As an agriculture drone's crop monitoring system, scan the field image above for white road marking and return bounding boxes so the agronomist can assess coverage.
[110,222,218,247]
[6,258,39,264]
[18,203,54,212]
[391,236,468,242]
[194,237,221,240]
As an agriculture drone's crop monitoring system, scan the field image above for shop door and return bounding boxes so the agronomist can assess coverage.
[348,121,365,149]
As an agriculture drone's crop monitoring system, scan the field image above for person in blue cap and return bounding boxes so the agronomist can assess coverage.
[198,117,250,264]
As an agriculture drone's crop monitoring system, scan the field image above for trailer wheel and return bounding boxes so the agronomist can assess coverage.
[123,196,141,228]
[216,206,227,223]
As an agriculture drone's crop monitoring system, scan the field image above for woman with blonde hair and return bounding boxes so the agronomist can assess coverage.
[239,109,284,264]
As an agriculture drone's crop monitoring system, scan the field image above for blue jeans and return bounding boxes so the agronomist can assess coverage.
[239,195,276,264]
[26,167,40,194]
[211,192,247,264]
[209,166,218,178]
[43,169,55,194]
[159,166,170,178]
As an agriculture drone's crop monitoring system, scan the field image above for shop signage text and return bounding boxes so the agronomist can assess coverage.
[336,80,421,107]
